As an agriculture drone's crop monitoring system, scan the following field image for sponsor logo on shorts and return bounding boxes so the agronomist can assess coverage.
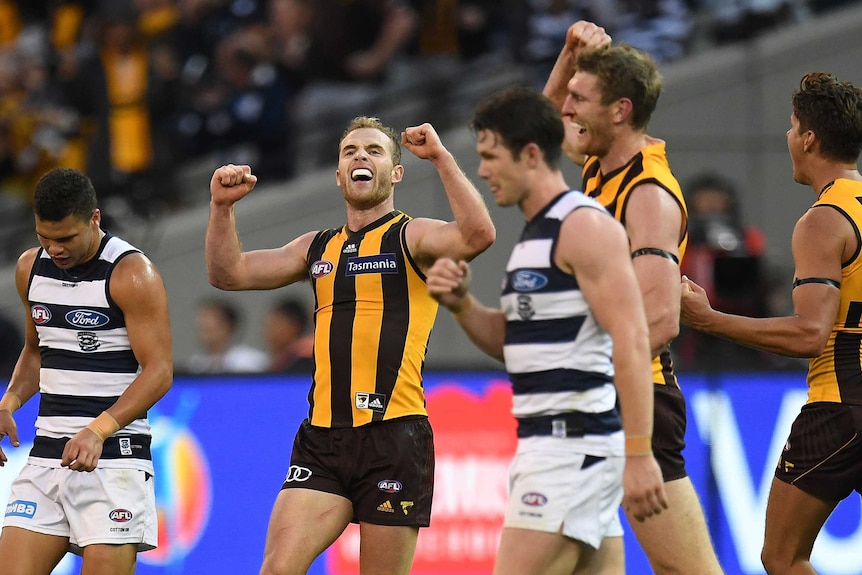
[355,392,386,412]
[377,500,394,513]
[511,270,548,292]
[31,304,51,324]
[311,260,334,278]
[400,501,414,516]
[521,492,548,507]
[378,479,402,493]
[284,465,312,482]
[6,500,37,518]
[110,509,134,522]
[345,254,398,276]
[65,309,110,328]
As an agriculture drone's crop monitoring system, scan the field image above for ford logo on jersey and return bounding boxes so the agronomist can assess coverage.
[65,309,110,328]
[511,270,548,292]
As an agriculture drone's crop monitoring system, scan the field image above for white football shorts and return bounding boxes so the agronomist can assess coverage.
[504,436,624,549]
[3,464,157,554]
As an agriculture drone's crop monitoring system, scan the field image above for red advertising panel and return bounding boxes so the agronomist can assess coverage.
[328,379,517,574]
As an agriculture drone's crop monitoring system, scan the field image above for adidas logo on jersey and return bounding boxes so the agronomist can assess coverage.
[377,500,394,513]
[356,392,387,412]
[343,243,358,254]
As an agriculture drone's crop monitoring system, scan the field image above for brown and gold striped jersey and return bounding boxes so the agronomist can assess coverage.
[807,179,862,405]
[582,141,688,387]
[306,210,438,427]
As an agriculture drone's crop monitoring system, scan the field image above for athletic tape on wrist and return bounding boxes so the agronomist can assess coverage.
[86,411,121,442]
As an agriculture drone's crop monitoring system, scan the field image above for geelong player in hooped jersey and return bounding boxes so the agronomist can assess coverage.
[427,87,667,575]
[0,167,173,575]
[682,72,862,575]
[205,116,495,575]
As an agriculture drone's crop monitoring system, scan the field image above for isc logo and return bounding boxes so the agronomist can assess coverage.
[109,509,133,522]
[310,260,334,278]
[31,304,51,324]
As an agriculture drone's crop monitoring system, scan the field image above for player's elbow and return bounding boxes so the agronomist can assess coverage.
[206,266,242,291]
[465,223,496,259]
[792,324,831,358]
[649,315,680,356]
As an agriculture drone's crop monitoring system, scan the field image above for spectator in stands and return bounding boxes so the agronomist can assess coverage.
[185,298,268,374]
[409,0,501,62]
[263,297,314,373]
[702,0,804,45]
[292,0,418,165]
[676,172,770,370]
[604,0,693,63]
[60,2,178,218]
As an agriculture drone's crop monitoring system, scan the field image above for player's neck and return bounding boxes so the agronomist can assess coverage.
[345,200,395,233]
[598,131,650,174]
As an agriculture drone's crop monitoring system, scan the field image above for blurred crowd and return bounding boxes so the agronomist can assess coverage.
[1,1,853,237]
[0,0,857,373]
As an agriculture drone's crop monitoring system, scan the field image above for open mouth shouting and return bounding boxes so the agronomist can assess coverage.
[351,168,373,182]
[570,121,587,136]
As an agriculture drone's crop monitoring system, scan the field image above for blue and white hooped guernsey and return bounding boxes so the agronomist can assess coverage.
[502,190,623,456]
[27,233,153,473]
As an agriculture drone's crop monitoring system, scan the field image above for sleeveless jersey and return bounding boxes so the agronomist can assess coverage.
[502,191,622,455]
[806,179,862,405]
[306,211,438,427]
[582,141,688,387]
[27,233,153,473]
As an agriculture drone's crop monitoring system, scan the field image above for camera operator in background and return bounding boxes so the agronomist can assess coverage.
[676,172,769,371]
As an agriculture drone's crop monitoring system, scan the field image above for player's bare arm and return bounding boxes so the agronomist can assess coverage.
[206,164,316,291]
[682,206,844,357]
[426,257,506,361]
[557,207,668,522]
[62,253,174,472]
[624,183,684,356]
[401,124,495,270]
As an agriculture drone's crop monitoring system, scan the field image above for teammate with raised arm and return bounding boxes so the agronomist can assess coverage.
[205,116,495,575]
[543,21,724,575]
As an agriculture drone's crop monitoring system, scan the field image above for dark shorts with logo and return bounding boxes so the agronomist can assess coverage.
[775,402,862,502]
[653,383,688,482]
[283,416,435,527]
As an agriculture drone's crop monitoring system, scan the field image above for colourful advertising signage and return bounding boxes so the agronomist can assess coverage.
[1,372,860,575]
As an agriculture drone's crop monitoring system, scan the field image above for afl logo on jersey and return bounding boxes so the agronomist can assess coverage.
[511,270,548,292]
[31,304,51,324]
[311,260,334,278]
[66,309,110,328]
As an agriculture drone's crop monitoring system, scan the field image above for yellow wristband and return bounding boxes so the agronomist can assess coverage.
[625,435,652,457]
[0,391,22,413]
[452,294,473,317]
[86,411,121,442]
